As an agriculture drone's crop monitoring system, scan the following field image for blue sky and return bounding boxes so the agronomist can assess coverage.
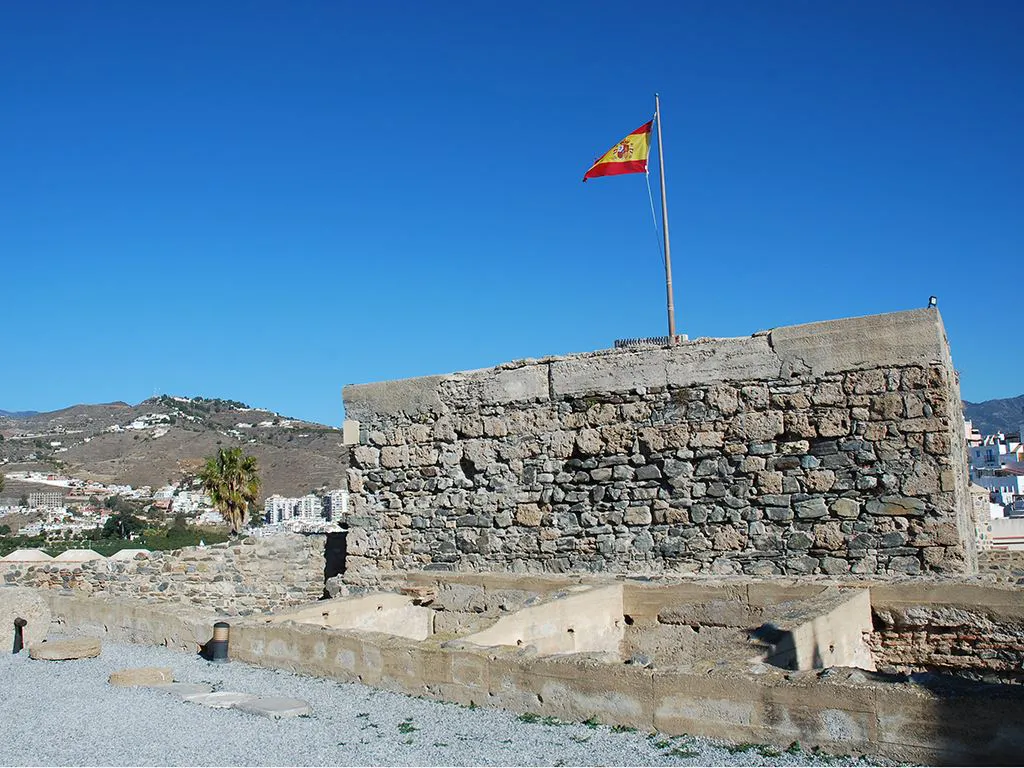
[2,1,1021,426]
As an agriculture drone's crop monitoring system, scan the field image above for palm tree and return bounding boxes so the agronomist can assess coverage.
[198,447,261,535]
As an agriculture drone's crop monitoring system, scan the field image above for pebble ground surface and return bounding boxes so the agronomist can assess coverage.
[0,640,899,767]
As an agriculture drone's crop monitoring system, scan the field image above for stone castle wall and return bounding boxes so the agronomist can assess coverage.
[0,534,324,616]
[342,309,976,579]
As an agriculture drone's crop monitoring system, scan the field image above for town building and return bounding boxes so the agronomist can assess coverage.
[27,491,65,509]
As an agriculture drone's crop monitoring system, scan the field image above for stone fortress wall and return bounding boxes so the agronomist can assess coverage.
[342,309,977,580]
[0,535,324,616]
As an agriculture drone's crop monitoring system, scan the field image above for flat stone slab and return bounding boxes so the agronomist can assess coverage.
[151,682,214,698]
[233,696,313,719]
[184,691,258,708]
[29,637,101,660]
[108,667,173,686]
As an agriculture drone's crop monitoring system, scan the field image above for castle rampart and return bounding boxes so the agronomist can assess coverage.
[342,309,976,579]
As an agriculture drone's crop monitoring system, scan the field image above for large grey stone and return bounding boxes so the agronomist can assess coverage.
[233,696,313,719]
[0,587,51,651]
[795,498,829,519]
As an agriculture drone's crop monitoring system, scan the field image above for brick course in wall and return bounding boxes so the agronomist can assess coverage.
[342,309,977,580]
[0,534,325,616]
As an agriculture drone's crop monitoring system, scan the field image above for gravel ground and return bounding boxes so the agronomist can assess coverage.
[0,640,896,767]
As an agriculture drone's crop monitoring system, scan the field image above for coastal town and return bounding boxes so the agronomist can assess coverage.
[0,469,348,541]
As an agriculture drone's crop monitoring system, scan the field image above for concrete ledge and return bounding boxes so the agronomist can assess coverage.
[40,580,1024,765]
[768,309,946,378]
[341,309,948,418]
[343,374,446,421]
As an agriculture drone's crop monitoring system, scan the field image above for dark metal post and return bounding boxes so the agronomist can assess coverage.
[208,621,230,663]
[13,618,27,654]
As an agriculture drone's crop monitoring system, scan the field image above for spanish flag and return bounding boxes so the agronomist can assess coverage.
[582,120,653,182]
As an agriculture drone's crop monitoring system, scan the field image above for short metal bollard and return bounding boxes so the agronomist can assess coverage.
[208,621,230,664]
[13,618,27,654]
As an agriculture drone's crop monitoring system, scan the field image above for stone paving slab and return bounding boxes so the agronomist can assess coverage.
[29,637,101,660]
[233,696,313,719]
[151,682,214,698]
[184,691,258,708]
[109,667,174,686]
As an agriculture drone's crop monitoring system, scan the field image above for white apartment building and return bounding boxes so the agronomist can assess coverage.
[970,435,1023,473]
[295,494,323,521]
[975,473,1024,507]
[171,490,211,515]
[28,491,65,509]
[264,495,294,524]
[262,490,345,525]
[323,490,348,521]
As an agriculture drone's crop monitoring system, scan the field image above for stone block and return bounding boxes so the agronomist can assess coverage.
[29,637,101,661]
[108,667,174,687]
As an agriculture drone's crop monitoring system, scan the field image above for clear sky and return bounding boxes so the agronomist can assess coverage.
[2,1,1021,426]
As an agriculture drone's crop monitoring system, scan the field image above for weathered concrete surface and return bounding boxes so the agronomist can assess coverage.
[185,691,258,708]
[152,682,214,698]
[0,586,51,650]
[756,587,875,671]
[233,696,313,719]
[29,636,101,660]
[267,593,434,641]
[461,585,624,656]
[344,374,446,421]
[769,309,947,378]
[44,593,215,652]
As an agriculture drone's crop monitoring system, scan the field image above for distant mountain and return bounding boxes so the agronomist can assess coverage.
[0,409,39,418]
[963,395,1024,437]
[0,396,345,497]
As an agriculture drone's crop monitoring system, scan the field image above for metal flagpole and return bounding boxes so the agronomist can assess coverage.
[655,93,676,343]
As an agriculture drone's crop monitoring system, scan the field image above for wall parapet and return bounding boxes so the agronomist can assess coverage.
[341,309,975,579]
[0,534,324,616]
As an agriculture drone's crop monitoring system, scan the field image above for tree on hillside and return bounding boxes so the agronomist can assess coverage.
[103,511,145,540]
[199,447,261,535]
[0,472,4,493]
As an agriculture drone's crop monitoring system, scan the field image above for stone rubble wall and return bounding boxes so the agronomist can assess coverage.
[342,309,976,579]
[0,534,325,616]
[868,588,1024,683]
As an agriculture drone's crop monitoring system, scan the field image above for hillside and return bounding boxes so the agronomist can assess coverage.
[0,396,346,496]
[963,394,1024,437]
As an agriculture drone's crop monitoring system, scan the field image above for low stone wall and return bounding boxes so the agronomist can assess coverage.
[342,309,976,579]
[868,583,1024,683]
[977,549,1024,584]
[0,535,325,616]
[40,581,1024,766]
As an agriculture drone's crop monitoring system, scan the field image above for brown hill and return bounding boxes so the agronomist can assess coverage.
[0,396,346,497]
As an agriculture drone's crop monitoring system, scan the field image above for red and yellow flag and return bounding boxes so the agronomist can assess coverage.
[582,120,653,182]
